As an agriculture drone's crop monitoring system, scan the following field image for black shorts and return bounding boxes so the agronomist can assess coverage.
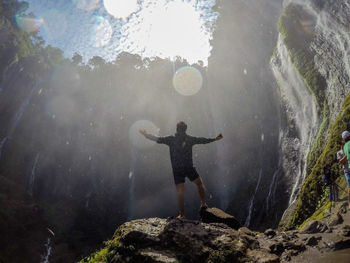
[173,167,199,185]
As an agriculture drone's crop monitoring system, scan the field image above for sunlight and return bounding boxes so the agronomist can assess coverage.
[73,0,100,11]
[173,66,203,96]
[122,0,216,65]
[103,0,139,19]
[24,0,217,65]
[92,16,113,47]
[129,120,159,149]
[15,14,43,33]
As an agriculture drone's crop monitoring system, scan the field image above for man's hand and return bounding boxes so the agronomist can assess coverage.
[215,134,223,141]
[139,129,147,136]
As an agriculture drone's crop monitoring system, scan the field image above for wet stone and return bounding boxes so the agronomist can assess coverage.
[264,229,277,238]
[304,236,321,246]
[246,249,280,263]
[269,242,284,255]
[328,213,343,227]
[299,220,328,234]
[338,225,350,237]
[200,207,241,230]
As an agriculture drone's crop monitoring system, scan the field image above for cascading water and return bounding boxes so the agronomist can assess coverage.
[245,168,262,227]
[28,153,40,196]
[271,34,319,206]
[311,0,350,120]
[41,238,52,263]
[265,130,283,214]
[128,149,137,221]
[0,79,41,159]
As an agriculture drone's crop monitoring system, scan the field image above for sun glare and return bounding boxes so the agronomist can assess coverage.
[173,66,203,96]
[121,0,215,65]
[103,0,139,19]
[24,0,217,65]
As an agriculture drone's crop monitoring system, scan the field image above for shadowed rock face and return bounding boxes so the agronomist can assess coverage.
[81,217,266,263]
[81,202,350,263]
[200,207,241,230]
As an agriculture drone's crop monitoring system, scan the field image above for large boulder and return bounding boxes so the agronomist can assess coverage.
[80,217,281,263]
[199,207,241,230]
[81,218,247,263]
[299,220,328,234]
[328,213,343,227]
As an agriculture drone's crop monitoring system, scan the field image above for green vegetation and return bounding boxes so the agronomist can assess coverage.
[278,4,329,175]
[208,243,248,263]
[297,202,331,230]
[276,3,348,228]
[289,94,350,228]
[278,5,326,107]
[0,1,37,78]
[278,3,350,228]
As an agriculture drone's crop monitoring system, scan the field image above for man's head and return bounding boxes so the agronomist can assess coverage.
[176,121,187,134]
[342,130,350,142]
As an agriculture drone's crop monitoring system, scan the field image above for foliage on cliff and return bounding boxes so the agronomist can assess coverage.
[289,94,350,228]
[276,3,350,229]
[278,3,329,176]
[79,218,262,263]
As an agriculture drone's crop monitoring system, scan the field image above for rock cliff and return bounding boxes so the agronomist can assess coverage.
[81,202,350,263]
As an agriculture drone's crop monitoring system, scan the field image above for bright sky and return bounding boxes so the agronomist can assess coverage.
[22,0,218,65]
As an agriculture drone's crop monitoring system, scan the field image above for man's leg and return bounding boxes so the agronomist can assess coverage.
[348,188,350,208]
[176,183,185,218]
[193,177,207,208]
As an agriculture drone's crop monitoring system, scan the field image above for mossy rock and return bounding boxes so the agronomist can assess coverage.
[290,93,350,228]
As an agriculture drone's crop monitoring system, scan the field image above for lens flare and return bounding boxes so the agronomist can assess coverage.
[73,0,100,11]
[129,120,159,149]
[92,16,113,47]
[173,66,203,96]
[41,9,68,40]
[103,0,139,19]
[15,14,43,33]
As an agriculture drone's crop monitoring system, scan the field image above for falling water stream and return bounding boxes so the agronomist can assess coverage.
[271,34,319,207]
[0,79,41,159]
[28,153,40,196]
[41,238,52,263]
[245,169,263,227]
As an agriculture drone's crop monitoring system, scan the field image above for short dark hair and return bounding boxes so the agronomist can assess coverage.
[176,121,187,133]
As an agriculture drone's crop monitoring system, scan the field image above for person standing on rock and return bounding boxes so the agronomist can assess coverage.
[140,121,223,219]
[341,130,350,208]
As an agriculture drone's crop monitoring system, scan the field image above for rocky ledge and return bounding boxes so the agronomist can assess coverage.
[81,204,350,263]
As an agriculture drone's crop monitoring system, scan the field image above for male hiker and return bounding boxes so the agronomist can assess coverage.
[341,130,350,208]
[140,121,223,218]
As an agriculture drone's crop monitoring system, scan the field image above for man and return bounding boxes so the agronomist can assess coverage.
[341,130,350,208]
[323,165,338,202]
[140,121,223,218]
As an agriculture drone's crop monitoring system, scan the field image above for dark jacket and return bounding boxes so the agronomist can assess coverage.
[145,132,215,170]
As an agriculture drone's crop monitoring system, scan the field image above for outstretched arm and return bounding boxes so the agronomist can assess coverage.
[192,134,223,144]
[139,129,172,145]
[140,129,159,142]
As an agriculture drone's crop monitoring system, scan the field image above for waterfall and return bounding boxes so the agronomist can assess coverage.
[41,238,52,263]
[265,131,283,214]
[244,168,262,227]
[271,34,319,206]
[0,79,41,159]
[311,0,350,120]
[0,137,8,160]
[128,149,137,220]
[28,153,40,196]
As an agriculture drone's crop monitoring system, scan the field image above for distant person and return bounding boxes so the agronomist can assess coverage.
[341,130,350,208]
[323,164,338,202]
[140,121,223,219]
